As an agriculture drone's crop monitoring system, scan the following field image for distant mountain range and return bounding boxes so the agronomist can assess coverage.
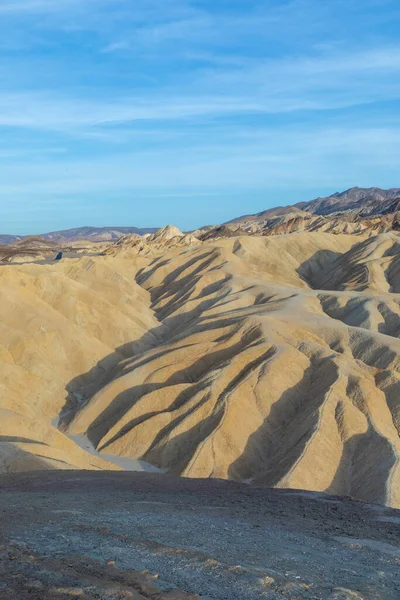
[295,186,400,217]
[220,187,400,238]
[0,226,158,246]
[2,188,400,245]
[229,187,400,223]
[42,226,159,243]
[0,234,22,245]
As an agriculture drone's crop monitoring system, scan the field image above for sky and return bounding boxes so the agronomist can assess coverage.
[1,0,400,233]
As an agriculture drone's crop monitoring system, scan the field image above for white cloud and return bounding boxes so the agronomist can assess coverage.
[0,92,266,130]
[101,40,131,54]
[1,43,400,136]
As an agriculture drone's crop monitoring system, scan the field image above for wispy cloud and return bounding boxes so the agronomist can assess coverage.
[101,40,131,54]
[0,0,400,231]
[0,0,83,14]
[1,43,400,135]
[0,92,267,130]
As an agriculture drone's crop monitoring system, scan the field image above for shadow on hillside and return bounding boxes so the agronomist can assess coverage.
[60,298,264,454]
[297,249,342,288]
[325,427,396,506]
[227,356,338,485]
[58,258,231,437]
[0,436,48,445]
[59,317,182,435]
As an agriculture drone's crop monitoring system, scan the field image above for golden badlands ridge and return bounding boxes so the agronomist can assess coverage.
[1,226,400,508]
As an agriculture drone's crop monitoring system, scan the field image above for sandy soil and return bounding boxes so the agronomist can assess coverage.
[0,471,399,599]
[2,230,400,509]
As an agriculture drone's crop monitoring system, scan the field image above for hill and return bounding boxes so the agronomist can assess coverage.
[0,234,22,245]
[296,186,400,216]
[200,187,398,239]
[1,227,400,509]
[42,226,159,243]
[0,226,159,246]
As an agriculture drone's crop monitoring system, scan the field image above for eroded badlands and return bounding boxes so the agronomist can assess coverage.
[1,228,400,508]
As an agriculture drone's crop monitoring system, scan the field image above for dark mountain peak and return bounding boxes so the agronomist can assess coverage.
[221,186,400,235]
[0,226,159,246]
[295,187,400,217]
[42,226,159,241]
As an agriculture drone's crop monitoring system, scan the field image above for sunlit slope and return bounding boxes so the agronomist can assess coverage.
[2,230,400,507]
[0,255,158,472]
[317,232,400,292]
[68,232,400,508]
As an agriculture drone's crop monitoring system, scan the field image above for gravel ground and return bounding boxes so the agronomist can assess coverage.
[0,471,399,599]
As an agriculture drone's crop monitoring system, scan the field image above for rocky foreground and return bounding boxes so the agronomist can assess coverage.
[0,471,399,599]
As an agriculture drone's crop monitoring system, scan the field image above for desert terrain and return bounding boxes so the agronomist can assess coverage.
[0,207,399,509]
[1,188,400,598]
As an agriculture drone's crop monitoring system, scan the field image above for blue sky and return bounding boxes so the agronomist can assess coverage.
[1,0,400,233]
